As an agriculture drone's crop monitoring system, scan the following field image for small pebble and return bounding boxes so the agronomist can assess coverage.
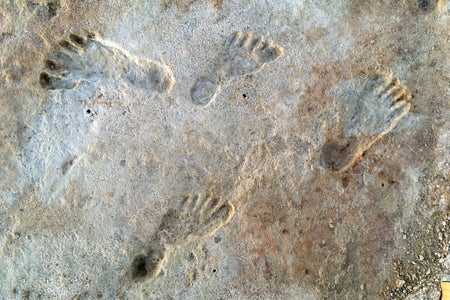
[397,279,406,288]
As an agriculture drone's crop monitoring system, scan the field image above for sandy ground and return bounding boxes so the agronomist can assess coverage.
[0,0,449,299]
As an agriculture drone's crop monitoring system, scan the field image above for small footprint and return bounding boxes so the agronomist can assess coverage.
[321,70,412,172]
[191,31,284,106]
[131,194,234,281]
[39,33,175,93]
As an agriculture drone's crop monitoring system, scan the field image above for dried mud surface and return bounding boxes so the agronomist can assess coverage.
[0,0,449,299]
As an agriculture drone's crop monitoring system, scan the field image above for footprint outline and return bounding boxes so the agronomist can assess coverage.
[39,33,175,94]
[191,30,284,106]
[130,193,235,282]
[320,70,412,172]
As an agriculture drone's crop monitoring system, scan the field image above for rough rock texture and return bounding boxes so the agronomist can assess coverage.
[0,0,449,299]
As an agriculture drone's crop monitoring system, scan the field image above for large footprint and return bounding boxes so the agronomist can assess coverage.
[39,33,175,93]
[321,70,412,172]
[131,194,235,281]
[191,30,284,106]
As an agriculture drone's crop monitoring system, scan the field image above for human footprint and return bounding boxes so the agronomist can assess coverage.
[321,70,412,172]
[39,33,174,93]
[191,31,284,106]
[130,194,235,281]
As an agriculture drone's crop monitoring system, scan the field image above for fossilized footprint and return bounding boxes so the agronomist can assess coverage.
[321,70,412,172]
[191,30,284,106]
[39,33,174,93]
[131,194,235,281]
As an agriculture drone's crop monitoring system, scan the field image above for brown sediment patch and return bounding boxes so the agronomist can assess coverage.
[161,0,224,12]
